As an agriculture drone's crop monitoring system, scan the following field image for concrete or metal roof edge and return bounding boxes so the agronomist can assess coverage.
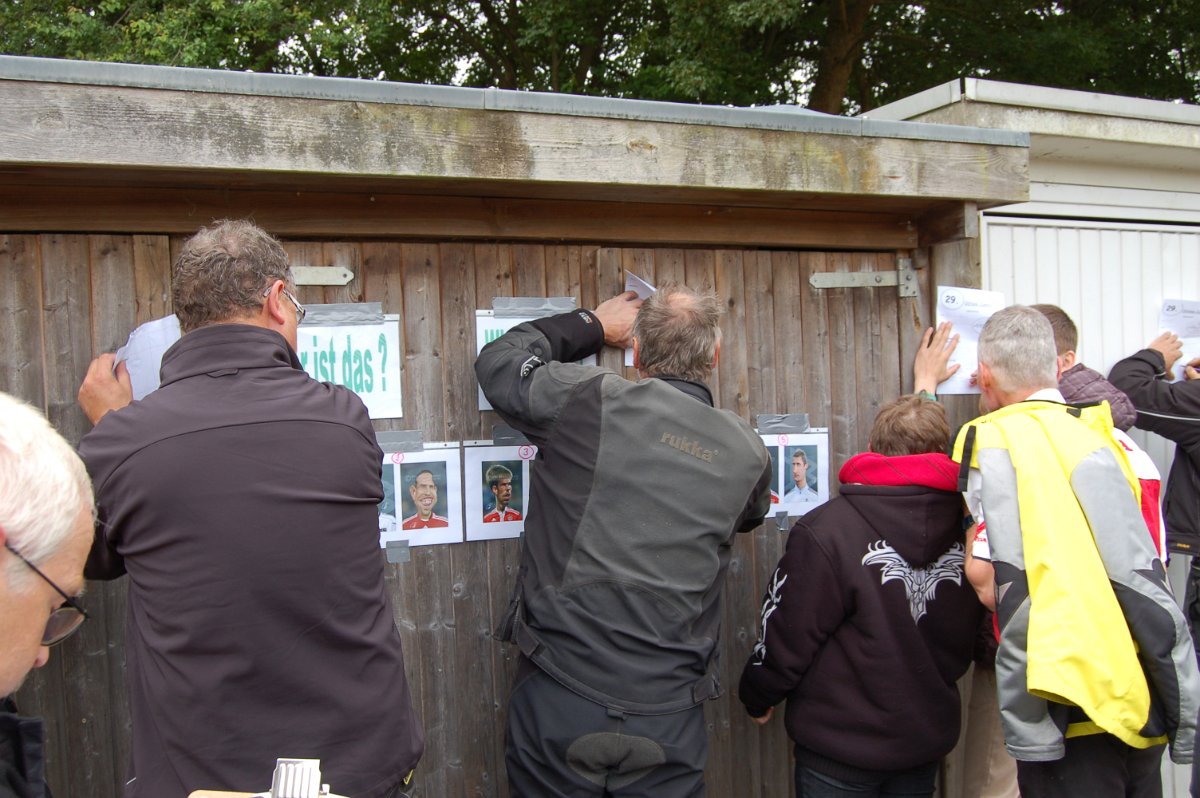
[0,55,1026,147]
[859,79,963,121]
[965,79,1200,125]
[864,75,1200,127]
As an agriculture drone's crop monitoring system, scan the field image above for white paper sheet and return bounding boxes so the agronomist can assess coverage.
[624,272,657,366]
[115,315,182,400]
[934,286,1006,395]
[1159,298,1200,381]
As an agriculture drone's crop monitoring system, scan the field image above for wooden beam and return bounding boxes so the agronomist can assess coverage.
[0,185,919,250]
[918,201,979,247]
[0,81,1029,206]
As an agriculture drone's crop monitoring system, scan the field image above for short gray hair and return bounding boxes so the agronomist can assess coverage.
[0,393,94,591]
[172,219,294,333]
[977,305,1059,393]
[632,284,722,382]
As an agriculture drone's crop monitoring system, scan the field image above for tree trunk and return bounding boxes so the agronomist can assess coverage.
[807,0,877,114]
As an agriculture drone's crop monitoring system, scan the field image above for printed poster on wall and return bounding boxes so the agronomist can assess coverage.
[378,443,463,548]
[297,315,402,418]
[463,442,538,542]
[759,431,830,516]
[934,286,1005,395]
[475,311,596,411]
[1160,298,1200,381]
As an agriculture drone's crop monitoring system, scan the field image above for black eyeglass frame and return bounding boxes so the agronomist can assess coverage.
[4,542,89,646]
[261,282,307,323]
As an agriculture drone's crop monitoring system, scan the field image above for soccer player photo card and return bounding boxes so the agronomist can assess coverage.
[378,442,464,547]
[463,441,537,542]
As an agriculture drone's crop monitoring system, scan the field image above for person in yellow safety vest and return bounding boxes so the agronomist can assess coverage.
[954,305,1199,798]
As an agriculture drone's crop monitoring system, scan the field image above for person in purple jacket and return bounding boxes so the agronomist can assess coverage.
[1030,304,1137,430]
[76,220,423,798]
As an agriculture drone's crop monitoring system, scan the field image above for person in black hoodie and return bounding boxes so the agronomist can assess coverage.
[739,394,982,798]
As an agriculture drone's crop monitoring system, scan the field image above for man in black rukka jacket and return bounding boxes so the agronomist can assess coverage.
[476,285,773,798]
[1109,330,1200,797]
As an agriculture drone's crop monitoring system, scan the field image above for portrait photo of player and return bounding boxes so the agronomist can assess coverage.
[401,462,450,529]
[483,461,523,523]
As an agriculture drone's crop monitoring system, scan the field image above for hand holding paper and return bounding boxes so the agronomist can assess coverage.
[913,322,960,395]
[594,291,642,349]
[78,353,133,425]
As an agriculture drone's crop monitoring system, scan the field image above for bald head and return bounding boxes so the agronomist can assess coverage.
[632,284,722,382]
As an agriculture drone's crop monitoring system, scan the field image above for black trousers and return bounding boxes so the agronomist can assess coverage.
[505,663,708,798]
[1016,733,1164,798]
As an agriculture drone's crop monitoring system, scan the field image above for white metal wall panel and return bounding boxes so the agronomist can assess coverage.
[983,215,1200,796]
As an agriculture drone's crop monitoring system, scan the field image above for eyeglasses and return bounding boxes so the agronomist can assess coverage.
[261,284,307,323]
[4,543,89,646]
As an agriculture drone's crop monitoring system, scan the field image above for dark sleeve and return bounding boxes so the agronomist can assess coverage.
[78,441,126,581]
[738,521,847,717]
[1109,349,1200,449]
[734,455,773,534]
[474,310,606,446]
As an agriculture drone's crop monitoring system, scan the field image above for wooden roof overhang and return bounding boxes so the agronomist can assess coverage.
[0,57,1029,250]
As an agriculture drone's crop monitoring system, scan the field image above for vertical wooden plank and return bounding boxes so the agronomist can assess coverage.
[593,248,624,373]
[822,252,856,477]
[743,251,778,419]
[440,243,481,443]
[771,252,806,416]
[578,244,600,313]
[851,253,886,453]
[714,250,750,421]
[0,235,46,404]
[323,242,365,305]
[874,252,902,408]
[132,235,172,322]
[475,243,512,438]
[544,245,583,304]
[653,248,686,287]
[797,251,833,434]
[440,240,502,794]
[360,241,435,796]
[281,241,325,307]
[88,234,140,797]
[898,249,931,397]
[511,243,546,299]
[473,241,519,798]
[398,243,458,798]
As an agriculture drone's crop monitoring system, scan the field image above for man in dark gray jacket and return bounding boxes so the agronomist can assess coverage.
[76,220,423,798]
[476,285,773,797]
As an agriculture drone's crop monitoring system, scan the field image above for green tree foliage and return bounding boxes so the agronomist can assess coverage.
[1,0,1196,113]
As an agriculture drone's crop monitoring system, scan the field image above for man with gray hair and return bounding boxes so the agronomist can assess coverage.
[76,220,423,798]
[477,285,772,797]
[953,305,1198,797]
[0,392,94,798]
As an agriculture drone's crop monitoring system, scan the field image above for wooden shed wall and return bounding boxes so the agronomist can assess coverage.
[3,230,952,797]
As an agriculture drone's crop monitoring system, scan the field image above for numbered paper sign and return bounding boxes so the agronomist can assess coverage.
[377,443,464,547]
[935,286,1005,395]
[760,431,830,516]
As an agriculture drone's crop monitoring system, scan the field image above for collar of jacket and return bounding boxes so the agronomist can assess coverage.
[656,376,714,406]
[159,324,303,386]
